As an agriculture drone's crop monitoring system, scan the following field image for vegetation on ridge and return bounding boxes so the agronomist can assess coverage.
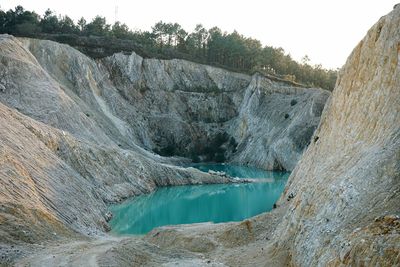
[0,5,337,90]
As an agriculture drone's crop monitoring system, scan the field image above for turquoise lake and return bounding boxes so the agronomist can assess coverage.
[109,164,289,235]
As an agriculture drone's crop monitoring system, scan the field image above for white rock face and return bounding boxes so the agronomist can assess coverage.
[271,5,400,265]
[137,7,400,266]
[104,48,329,171]
[229,75,328,170]
[3,4,399,266]
[1,34,328,174]
[0,35,244,246]
[0,33,326,250]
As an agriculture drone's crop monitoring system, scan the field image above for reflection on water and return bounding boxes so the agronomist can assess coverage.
[109,164,289,235]
[191,163,289,179]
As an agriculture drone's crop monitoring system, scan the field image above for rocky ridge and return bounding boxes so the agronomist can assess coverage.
[138,6,400,266]
[5,3,399,266]
[13,5,399,267]
[0,25,327,264]
[271,6,400,264]
[21,36,328,171]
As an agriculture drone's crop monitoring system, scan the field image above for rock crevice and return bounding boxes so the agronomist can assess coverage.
[0,32,327,252]
[2,4,400,266]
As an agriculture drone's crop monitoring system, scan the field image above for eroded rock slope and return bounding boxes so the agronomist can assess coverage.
[4,4,400,267]
[0,31,326,253]
[127,6,400,266]
[20,37,328,171]
[272,6,400,265]
[0,35,247,247]
[24,5,398,267]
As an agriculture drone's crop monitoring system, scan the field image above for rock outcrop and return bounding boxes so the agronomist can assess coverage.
[271,6,400,265]
[136,6,400,266]
[16,5,398,267]
[19,36,328,171]
[0,35,249,248]
[0,100,238,244]
[0,28,326,259]
[3,4,399,266]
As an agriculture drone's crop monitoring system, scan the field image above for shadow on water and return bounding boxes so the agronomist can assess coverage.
[109,164,289,235]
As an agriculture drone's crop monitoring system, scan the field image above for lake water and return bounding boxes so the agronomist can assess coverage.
[109,164,289,235]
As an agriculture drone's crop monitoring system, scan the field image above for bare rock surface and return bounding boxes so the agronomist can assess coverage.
[101,51,329,170]
[270,6,400,265]
[0,25,327,266]
[7,4,399,266]
[0,33,241,253]
[115,5,399,266]
[14,5,400,267]
[16,35,328,171]
[0,101,236,244]
[122,6,400,266]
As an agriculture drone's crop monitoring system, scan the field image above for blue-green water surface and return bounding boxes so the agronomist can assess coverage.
[109,164,289,235]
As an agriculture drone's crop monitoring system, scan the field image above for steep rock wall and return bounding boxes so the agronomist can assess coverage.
[103,50,329,170]
[0,31,327,257]
[0,36,239,245]
[272,6,400,265]
[6,6,399,267]
[8,36,329,170]
[103,6,400,267]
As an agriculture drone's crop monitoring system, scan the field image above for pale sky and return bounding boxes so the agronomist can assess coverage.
[1,0,397,69]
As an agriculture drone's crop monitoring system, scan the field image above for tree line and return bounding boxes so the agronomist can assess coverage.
[0,6,337,90]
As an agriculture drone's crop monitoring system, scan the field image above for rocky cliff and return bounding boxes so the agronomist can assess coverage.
[136,6,400,266]
[271,6,400,265]
[0,28,327,262]
[3,5,399,266]
[20,37,328,171]
[16,5,396,267]
[0,36,249,247]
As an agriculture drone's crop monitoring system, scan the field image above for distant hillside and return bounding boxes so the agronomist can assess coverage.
[0,5,337,90]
